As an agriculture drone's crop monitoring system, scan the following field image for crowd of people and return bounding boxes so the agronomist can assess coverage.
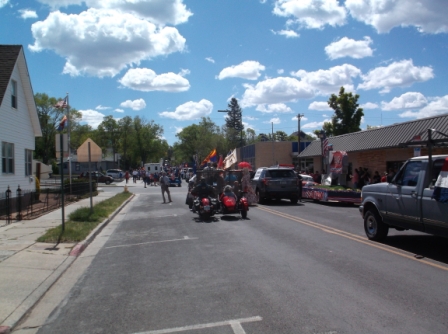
[296,166,397,190]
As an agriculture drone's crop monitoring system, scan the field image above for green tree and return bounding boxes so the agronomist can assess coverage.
[224,98,244,148]
[97,116,120,160]
[246,128,256,144]
[175,117,223,164]
[327,87,364,136]
[274,130,288,141]
[34,93,81,164]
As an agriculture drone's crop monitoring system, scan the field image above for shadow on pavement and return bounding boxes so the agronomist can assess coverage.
[380,234,448,264]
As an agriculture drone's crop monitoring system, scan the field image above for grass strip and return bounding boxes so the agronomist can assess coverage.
[37,191,132,243]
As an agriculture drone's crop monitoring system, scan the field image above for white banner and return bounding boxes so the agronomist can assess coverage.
[223,149,237,169]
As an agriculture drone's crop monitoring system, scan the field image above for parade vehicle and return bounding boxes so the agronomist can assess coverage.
[219,189,249,219]
[251,167,300,204]
[301,151,361,204]
[360,155,448,241]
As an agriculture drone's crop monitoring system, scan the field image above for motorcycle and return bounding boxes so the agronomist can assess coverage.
[219,191,249,219]
[192,195,218,220]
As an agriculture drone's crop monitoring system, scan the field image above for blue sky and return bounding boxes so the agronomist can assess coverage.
[1,0,448,145]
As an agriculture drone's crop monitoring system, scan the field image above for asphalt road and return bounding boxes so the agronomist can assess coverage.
[20,184,448,334]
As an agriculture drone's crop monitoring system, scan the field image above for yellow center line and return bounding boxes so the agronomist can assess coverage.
[256,206,448,271]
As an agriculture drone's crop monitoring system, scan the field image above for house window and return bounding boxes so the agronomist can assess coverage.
[11,80,17,109]
[25,149,33,176]
[2,142,15,174]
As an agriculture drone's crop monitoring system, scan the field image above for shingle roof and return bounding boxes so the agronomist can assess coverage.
[0,45,22,107]
[299,113,448,157]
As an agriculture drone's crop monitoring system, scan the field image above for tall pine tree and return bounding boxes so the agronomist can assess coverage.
[225,98,244,148]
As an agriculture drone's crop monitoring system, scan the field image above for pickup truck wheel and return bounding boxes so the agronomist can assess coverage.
[290,197,298,204]
[364,209,389,241]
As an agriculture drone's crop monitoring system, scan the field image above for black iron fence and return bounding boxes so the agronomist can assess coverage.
[0,182,97,224]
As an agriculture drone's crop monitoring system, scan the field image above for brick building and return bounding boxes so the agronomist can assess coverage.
[236,140,312,170]
[298,113,448,187]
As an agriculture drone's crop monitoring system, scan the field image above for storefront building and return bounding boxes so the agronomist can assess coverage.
[298,113,448,187]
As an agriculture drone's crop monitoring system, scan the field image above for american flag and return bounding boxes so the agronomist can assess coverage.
[54,96,68,109]
[322,137,329,156]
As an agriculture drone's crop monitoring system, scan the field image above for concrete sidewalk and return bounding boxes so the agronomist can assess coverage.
[0,187,133,333]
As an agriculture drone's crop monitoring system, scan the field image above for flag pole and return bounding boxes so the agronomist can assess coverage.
[66,93,72,195]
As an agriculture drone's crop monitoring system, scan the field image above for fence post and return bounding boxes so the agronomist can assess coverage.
[6,186,11,224]
[16,185,22,221]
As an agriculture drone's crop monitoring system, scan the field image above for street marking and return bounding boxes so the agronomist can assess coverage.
[257,206,448,272]
[104,237,198,249]
[133,316,262,334]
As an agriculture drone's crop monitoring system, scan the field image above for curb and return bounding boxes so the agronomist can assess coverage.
[1,193,135,333]
[69,193,135,256]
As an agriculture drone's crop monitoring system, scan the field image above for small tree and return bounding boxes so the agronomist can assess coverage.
[327,87,364,136]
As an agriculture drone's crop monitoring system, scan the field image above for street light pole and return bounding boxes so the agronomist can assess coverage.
[297,113,304,170]
[318,130,326,174]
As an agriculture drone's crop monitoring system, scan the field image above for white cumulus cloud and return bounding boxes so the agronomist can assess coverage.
[271,29,300,38]
[19,9,38,19]
[361,102,379,109]
[325,36,373,60]
[37,0,192,25]
[358,59,434,93]
[218,61,266,80]
[346,0,448,34]
[291,64,361,95]
[302,118,332,129]
[256,103,293,113]
[273,0,347,29]
[381,92,428,110]
[241,77,314,107]
[264,117,281,124]
[119,68,190,92]
[120,98,146,110]
[80,109,106,128]
[29,8,186,77]
[308,101,331,111]
[399,95,448,118]
[159,99,213,120]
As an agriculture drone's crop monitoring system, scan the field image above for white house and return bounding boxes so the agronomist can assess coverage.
[0,45,42,194]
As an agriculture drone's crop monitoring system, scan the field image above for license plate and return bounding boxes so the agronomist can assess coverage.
[204,205,210,211]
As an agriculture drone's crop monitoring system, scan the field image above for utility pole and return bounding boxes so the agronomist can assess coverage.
[297,114,304,170]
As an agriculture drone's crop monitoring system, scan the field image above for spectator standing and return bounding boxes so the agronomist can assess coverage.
[132,170,138,183]
[381,171,388,183]
[373,171,381,184]
[387,168,396,183]
[352,168,359,189]
[160,172,172,203]
[125,171,130,184]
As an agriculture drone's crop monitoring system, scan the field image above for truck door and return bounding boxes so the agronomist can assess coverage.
[385,160,424,230]
[422,158,448,237]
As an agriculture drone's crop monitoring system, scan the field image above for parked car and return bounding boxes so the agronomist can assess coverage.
[79,171,114,185]
[168,176,182,187]
[251,167,300,204]
[360,155,448,241]
[106,169,123,179]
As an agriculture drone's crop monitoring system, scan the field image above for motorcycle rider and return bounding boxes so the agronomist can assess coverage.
[191,176,215,213]
[191,176,214,198]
